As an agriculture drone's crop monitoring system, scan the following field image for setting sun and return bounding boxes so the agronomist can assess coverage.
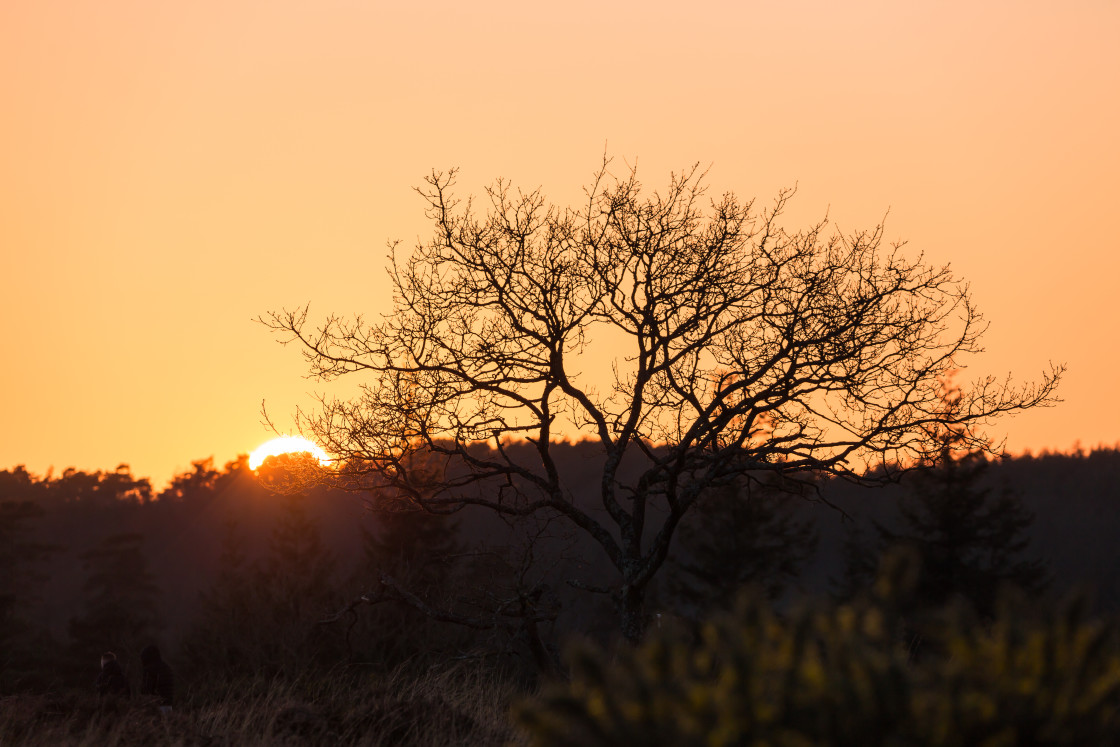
[248,435,332,471]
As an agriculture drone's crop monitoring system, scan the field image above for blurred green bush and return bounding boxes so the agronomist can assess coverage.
[519,553,1120,746]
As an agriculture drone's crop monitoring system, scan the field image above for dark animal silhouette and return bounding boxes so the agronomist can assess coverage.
[94,652,131,698]
[140,644,174,710]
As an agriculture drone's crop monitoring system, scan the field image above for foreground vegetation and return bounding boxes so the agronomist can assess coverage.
[9,559,1120,745]
[0,664,526,747]
[4,448,1120,743]
[520,554,1120,747]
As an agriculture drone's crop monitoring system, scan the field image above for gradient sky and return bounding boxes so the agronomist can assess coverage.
[2,1,1117,487]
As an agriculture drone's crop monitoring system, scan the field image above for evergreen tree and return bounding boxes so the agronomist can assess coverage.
[0,497,56,689]
[0,502,45,640]
[253,485,342,672]
[0,466,45,504]
[665,477,817,617]
[841,378,1048,618]
[348,463,470,667]
[184,455,344,676]
[48,465,152,510]
[361,504,461,589]
[68,532,162,667]
[261,492,337,620]
[179,517,257,677]
[157,458,221,503]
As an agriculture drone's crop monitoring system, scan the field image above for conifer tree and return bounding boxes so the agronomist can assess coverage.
[49,465,152,509]
[254,474,342,671]
[348,465,468,666]
[183,454,344,675]
[665,477,817,617]
[841,376,1048,617]
[254,453,339,619]
[68,532,162,666]
[179,517,257,677]
[261,492,338,620]
[0,497,56,688]
[361,504,461,590]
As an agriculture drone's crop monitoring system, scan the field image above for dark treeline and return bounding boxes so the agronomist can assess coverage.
[2,445,1119,696]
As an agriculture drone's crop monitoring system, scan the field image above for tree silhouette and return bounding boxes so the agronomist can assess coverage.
[261,492,338,621]
[263,159,1062,642]
[252,465,343,672]
[179,517,257,677]
[0,496,56,687]
[68,532,161,666]
[0,501,47,631]
[48,465,152,510]
[346,502,470,666]
[839,377,1049,617]
[665,477,818,617]
[361,504,460,591]
[157,458,222,503]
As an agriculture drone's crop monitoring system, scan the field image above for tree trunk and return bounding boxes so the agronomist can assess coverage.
[620,583,646,644]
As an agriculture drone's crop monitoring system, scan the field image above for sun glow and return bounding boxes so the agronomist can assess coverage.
[249,435,332,470]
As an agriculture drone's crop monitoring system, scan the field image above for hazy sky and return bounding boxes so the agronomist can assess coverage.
[2,1,1117,486]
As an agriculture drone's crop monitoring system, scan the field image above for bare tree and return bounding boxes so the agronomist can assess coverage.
[262,160,1061,642]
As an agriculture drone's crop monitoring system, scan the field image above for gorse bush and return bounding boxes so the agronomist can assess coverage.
[519,562,1120,746]
[920,594,1120,745]
[520,596,910,746]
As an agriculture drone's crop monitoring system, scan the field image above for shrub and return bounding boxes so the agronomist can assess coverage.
[519,583,1120,745]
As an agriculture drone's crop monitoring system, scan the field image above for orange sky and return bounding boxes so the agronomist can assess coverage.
[2,1,1118,487]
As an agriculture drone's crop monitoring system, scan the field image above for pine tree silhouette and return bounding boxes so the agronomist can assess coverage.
[180,517,257,676]
[0,498,56,686]
[841,376,1049,617]
[666,477,817,617]
[68,532,162,666]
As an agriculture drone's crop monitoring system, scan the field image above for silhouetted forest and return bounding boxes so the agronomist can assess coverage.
[3,443,1119,700]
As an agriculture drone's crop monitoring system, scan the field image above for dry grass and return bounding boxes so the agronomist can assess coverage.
[0,664,529,746]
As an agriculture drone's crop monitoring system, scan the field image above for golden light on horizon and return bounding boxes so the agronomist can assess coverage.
[0,1,1116,487]
[248,435,332,471]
